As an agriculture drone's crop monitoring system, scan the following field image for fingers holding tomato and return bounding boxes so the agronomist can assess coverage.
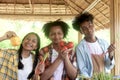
[58,41,74,60]
[59,41,74,51]
[59,41,74,55]
[59,41,65,47]
[67,42,74,49]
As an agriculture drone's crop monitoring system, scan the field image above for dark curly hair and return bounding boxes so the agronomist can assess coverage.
[42,19,70,38]
[17,32,40,79]
[72,12,94,33]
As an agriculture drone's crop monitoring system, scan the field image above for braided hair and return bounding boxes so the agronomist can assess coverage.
[17,32,40,79]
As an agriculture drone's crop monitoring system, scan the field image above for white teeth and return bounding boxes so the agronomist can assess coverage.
[26,43,32,47]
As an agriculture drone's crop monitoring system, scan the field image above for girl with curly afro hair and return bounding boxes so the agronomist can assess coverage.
[40,20,77,80]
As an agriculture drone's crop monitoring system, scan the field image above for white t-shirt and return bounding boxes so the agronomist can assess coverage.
[86,41,103,55]
[51,49,64,80]
[18,54,33,80]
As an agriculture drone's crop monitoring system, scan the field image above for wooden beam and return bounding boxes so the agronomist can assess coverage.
[93,8,109,20]
[14,0,16,14]
[63,1,74,14]
[28,0,32,12]
[65,3,67,14]
[94,20,105,29]
[0,14,75,21]
[0,13,77,16]
[83,0,109,29]
[83,0,101,13]
[49,0,51,15]
[63,0,81,13]
[69,0,83,10]
[84,0,110,20]
[101,0,110,9]
[0,3,74,15]
[32,0,34,14]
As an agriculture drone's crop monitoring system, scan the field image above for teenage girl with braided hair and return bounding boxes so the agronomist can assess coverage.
[0,31,44,80]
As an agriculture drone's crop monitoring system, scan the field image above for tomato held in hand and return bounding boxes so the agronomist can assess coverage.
[61,46,68,51]
[59,41,65,47]
[66,42,74,49]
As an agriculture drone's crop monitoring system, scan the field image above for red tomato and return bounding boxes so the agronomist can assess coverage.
[59,41,65,47]
[66,42,74,49]
[43,47,49,53]
[61,46,68,51]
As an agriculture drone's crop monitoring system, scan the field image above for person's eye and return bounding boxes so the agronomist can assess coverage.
[32,39,36,43]
[58,32,62,35]
[51,34,54,36]
[25,37,29,40]
[82,27,86,30]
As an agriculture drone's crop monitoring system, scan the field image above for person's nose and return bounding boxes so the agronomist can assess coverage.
[28,39,32,43]
[55,34,59,39]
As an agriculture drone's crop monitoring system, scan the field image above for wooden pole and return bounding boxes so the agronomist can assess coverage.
[110,0,120,75]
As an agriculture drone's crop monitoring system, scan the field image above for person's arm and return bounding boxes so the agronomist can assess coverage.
[101,40,115,72]
[40,47,63,80]
[40,57,63,80]
[64,49,77,80]
[76,46,91,78]
[105,54,115,70]
[0,31,16,42]
[104,49,115,71]
[0,36,6,41]
[108,43,115,60]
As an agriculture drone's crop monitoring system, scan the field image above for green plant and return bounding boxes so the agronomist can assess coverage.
[92,72,113,80]
[76,73,114,80]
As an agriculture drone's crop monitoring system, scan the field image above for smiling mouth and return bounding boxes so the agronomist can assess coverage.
[26,43,32,47]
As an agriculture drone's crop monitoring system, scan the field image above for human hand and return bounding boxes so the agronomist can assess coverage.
[3,31,16,40]
[108,43,115,58]
[59,41,74,50]
[58,48,73,60]
[35,62,45,75]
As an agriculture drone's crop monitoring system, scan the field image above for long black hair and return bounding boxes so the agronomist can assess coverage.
[17,32,40,79]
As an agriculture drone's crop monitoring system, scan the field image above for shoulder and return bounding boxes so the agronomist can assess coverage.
[0,49,18,63]
[40,44,51,54]
[97,38,109,45]
[76,39,86,49]
[97,38,109,50]
[0,49,17,54]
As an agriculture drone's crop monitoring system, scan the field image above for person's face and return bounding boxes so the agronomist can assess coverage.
[49,26,64,44]
[22,34,38,51]
[80,21,95,38]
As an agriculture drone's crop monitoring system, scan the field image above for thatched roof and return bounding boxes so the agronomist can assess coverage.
[0,0,110,30]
